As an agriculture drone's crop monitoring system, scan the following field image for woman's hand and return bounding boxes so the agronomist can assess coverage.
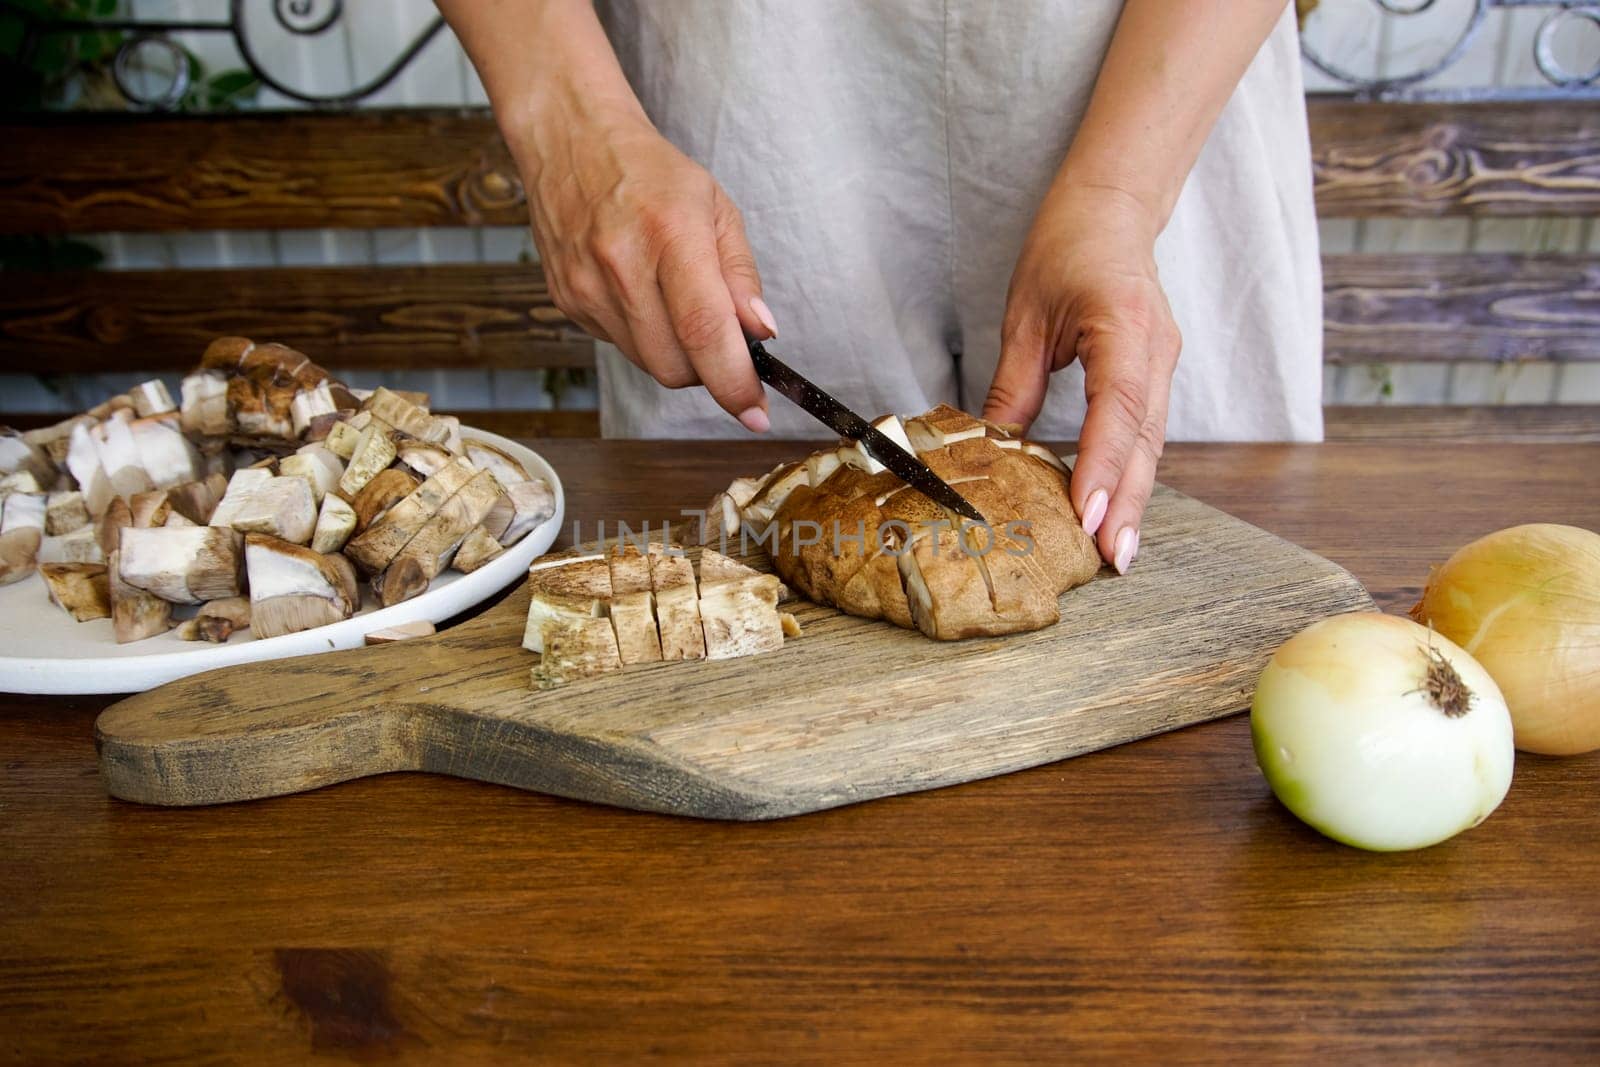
[983,186,1180,575]
[521,113,777,432]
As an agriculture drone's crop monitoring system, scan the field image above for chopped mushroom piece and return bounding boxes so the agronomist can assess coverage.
[698,573,786,660]
[222,476,317,545]
[699,547,789,601]
[94,496,133,558]
[0,430,55,485]
[107,546,173,643]
[903,403,987,452]
[364,620,436,645]
[804,448,843,488]
[648,547,704,661]
[179,372,230,437]
[376,470,501,606]
[118,525,243,604]
[344,457,475,575]
[362,387,454,449]
[0,492,45,585]
[841,414,915,475]
[40,563,111,621]
[607,546,661,665]
[164,478,220,525]
[246,535,359,639]
[128,489,172,528]
[522,554,611,654]
[350,467,422,534]
[698,491,743,546]
[323,419,363,460]
[39,526,103,565]
[530,617,622,689]
[310,493,358,554]
[22,415,90,468]
[0,471,44,505]
[464,441,531,488]
[174,595,251,642]
[206,468,275,529]
[395,440,454,479]
[93,412,155,499]
[337,420,398,496]
[279,445,344,504]
[129,379,176,418]
[450,525,504,573]
[45,491,90,535]
[65,420,114,516]
[290,381,337,437]
[491,478,555,546]
[742,462,808,527]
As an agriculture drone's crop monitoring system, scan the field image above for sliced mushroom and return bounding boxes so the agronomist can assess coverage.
[699,547,789,601]
[65,420,114,516]
[530,617,623,690]
[129,379,176,418]
[206,467,276,529]
[0,492,45,585]
[164,478,220,525]
[742,461,809,526]
[364,620,436,645]
[726,475,765,508]
[227,375,295,441]
[395,440,454,479]
[344,456,475,575]
[804,448,843,489]
[606,546,661,665]
[904,403,987,453]
[39,526,103,565]
[337,419,398,497]
[648,547,705,661]
[375,469,501,605]
[246,535,359,639]
[128,414,202,489]
[279,445,344,505]
[362,387,454,449]
[118,525,243,603]
[94,496,133,558]
[128,489,172,528]
[40,563,111,621]
[489,478,555,547]
[464,441,531,488]
[841,414,914,475]
[290,381,337,438]
[698,572,786,660]
[0,429,55,485]
[92,413,155,499]
[371,555,429,607]
[1021,441,1069,475]
[222,476,317,545]
[522,554,612,654]
[175,595,251,642]
[698,491,743,546]
[323,419,364,460]
[179,371,231,438]
[107,545,173,643]
[450,525,504,574]
[310,493,358,554]
[45,490,90,535]
[21,415,89,469]
[350,467,422,535]
[0,470,44,502]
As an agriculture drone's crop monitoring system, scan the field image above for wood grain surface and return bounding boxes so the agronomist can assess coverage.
[94,482,1370,815]
[7,101,1596,234]
[1324,253,1600,364]
[1310,98,1600,217]
[3,440,1598,1062]
[0,264,592,374]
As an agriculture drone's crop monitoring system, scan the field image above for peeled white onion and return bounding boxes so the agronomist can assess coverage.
[1251,613,1514,851]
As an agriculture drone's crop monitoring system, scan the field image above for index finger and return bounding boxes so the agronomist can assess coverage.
[1069,331,1149,555]
[656,233,768,431]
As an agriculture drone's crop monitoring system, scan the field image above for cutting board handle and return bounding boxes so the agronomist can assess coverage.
[95,596,528,806]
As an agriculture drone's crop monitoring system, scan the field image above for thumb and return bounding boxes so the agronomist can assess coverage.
[982,309,1051,433]
[713,187,777,340]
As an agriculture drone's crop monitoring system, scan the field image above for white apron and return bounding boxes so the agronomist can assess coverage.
[592,1,1323,442]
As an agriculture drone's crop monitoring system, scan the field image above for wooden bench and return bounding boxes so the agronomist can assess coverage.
[2,99,1597,439]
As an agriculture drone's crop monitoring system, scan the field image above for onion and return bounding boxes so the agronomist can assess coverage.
[1411,524,1600,756]
[1251,613,1514,851]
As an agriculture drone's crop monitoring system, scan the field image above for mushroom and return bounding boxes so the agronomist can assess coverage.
[93,411,156,499]
[699,547,789,601]
[648,546,704,661]
[279,444,344,505]
[118,525,244,603]
[804,448,844,488]
[464,441,531,488]
[205,467,275,529]
[374,469,502,606]
[698,572,787,660]
[904,403,987,452]
[128,489,173,528]
[64,420,114,516]
[741,461,809,527]
[164,478,220,525]
[45,490,90,535]
[174,596,251,642]
[107,545,173,643]
[0,429,55,485]
[128,413,202,489]
[522,554,612,654]
[310,493,358,554]
[21,416,89,469]
[289,381,337,438]
[221,476,317,545]
[697,490,744,546]
[245,535,359,639]
[337,420,398,497]
[344,456,476,575]
[395,440,454,479]
[40,563,111,621]
[179,371,231,438]
[0,492,45,585]
[362,387,455,450]
[364,620,436,645]
[0,470,44,502]
[841,414,915,475]
[129,379,176,418]
[39,526,103,565]
[349,467,422,535]
[530,616,623,689]
[484,477,554,548]
[607,546,662,665]
[226,376,294,441]
[450,525,504,573]
[1020,441,1070,475]
[323,418,364,460]
[94,496,133,558]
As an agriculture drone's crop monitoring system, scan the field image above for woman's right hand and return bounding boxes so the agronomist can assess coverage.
[519,113,777,432]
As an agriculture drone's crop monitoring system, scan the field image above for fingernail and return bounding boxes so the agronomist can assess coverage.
[1113,526,1137,575]
[1081,489,1108,537]
[750,297,778,338]
[738,406,770,433]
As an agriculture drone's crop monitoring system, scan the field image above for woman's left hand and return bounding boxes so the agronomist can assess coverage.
[983,185,1181,575]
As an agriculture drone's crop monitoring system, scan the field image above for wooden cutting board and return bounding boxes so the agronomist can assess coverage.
[96,483,1373,818]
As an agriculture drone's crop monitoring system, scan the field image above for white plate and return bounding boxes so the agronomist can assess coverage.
[0,429,563,696]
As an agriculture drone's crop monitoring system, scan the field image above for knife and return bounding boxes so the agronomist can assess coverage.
[747,340,984,523]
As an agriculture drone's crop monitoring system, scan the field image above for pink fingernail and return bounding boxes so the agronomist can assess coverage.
[750,297,778,338]
[738,406,770,433]
[1081,489,1108,537]
[1113,526,1137,575]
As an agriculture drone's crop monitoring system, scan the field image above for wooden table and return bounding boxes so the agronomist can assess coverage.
[3,441,1597,1063]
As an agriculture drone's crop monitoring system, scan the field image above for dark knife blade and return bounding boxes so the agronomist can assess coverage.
[748,340,984,523]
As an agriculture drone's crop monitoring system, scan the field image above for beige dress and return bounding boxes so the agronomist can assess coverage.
[592,0,1323,442]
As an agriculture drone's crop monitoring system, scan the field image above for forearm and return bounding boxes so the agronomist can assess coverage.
[435,0,647,177]
[1057,0,1287,228]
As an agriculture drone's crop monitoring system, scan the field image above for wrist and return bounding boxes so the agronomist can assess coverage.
[1038,175,1164,247]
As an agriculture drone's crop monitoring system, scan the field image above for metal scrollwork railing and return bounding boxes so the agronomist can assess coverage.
[16,0,1600,109]
[1301,0,1600,100]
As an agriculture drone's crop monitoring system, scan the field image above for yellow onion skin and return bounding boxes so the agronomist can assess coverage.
[1412,524,1600,756]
